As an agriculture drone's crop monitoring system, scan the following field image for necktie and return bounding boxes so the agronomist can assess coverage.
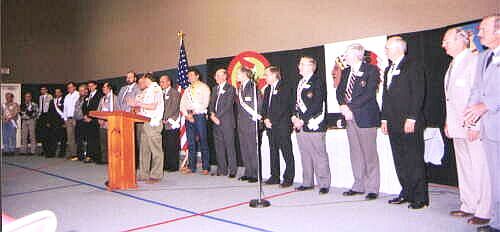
[122,85,130,103]
[215,86,222,112]
[40,95,45,113]
[345,71,356,102]
[485,52,494,70]
[445,60,454,91]
[268,85,274,110]
[386,64,396,89]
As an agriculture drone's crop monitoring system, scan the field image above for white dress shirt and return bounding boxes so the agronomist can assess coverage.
[63,91,80,120]
[385,55,404,89]
[138,82,164,127]
[38,94,53,113]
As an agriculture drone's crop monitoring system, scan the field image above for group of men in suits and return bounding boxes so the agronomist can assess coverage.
[4,14,497,231]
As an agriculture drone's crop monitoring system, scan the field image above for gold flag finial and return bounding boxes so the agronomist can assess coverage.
[177,31,184,39]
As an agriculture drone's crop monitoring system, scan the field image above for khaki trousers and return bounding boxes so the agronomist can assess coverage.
[21,119,37,153]
[65,119,77,157]
[453,138,491,219]
[138,123,164,180]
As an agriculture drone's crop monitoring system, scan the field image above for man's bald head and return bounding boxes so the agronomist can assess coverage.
[442,27,469,57]
[385,36,407,62]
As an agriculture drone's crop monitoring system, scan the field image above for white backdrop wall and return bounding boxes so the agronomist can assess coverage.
[261,36,402,194]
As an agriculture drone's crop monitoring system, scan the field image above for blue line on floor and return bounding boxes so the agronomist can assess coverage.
[5,162,273,232]
[2,183,82,198]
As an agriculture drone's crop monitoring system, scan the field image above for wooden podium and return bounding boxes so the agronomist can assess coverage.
[89,111,150,190]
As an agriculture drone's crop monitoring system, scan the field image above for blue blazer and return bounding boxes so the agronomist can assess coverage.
[336,62,381,128]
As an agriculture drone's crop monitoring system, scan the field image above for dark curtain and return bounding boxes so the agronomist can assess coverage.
[392,19,480,186]
[206,46,326,166]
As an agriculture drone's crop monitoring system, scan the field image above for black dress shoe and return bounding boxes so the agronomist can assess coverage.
[365,193,378,200]
[265,178,280,185]
[247,177,258,183]
[342,189,365,196]
[295,186,314,191]
[319,188,330,194]
[228,174,236,178]
[408,202,428,210]
[388,196,408,204]
[238,176,249,181]
[280,182,293,188]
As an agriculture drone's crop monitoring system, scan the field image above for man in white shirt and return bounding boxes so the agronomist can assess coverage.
[130,73,165,184]
[63,82,80,158]
[179,68,211,175]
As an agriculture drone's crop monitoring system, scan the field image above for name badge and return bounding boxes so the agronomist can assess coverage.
[272,89,278,95]
[244,97,252,101]
[392,70,401,75]
[164,95,170,100]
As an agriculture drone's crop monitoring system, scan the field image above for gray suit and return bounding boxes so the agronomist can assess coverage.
[468,48,500,229]
[209,83,237,176]
[162,87,181,171]
[237,81,262,178]
[117,83,140,112]
[445,49,491,219]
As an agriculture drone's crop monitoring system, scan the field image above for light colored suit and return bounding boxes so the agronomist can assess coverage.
[445,49,491,219]
[468,48,500,228]
[117,83,140,112]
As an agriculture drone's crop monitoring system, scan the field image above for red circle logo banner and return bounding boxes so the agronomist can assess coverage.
[227,51,270,90]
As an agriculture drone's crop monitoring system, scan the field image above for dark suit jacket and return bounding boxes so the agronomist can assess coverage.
[209,83,236,129]
[381,56,425,133]
[336,62,381,128]
[83,91,103,124]
[262,80,294,132]
[237,80,262,131]
[47,98,65,127]
[294,74,327,132]
[162,87,181,130]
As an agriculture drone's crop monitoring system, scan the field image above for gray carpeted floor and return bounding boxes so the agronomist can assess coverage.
[1,155,477,232]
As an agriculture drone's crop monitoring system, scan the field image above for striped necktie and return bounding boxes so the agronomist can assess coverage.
[344,71,356,102]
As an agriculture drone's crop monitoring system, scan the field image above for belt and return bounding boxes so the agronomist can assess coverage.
[67,117,74,119]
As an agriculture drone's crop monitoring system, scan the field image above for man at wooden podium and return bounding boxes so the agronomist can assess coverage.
[129,73,165,184]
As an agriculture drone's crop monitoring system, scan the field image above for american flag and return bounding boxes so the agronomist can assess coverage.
[177,38,189,151]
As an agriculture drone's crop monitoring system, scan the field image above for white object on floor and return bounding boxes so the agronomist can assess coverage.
[423,127,445,165]
[2,210,57,232]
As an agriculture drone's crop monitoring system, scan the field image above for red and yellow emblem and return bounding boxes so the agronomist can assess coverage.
[227,51,270,90]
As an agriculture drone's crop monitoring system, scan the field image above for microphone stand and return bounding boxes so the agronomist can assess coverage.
[249,80,270,208]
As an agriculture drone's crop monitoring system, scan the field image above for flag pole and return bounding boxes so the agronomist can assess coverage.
[249,80,270,208]
[177,30,189,172]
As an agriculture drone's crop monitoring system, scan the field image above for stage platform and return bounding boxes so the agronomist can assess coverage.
[2,155,473,232]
